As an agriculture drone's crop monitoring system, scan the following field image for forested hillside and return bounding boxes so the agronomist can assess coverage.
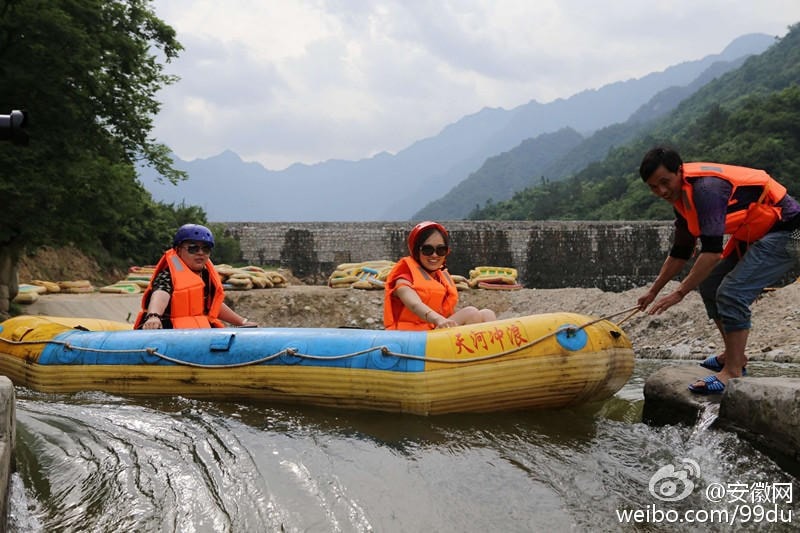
[414,128,583,220]
[415,42,766,221]
[471,23,800,221]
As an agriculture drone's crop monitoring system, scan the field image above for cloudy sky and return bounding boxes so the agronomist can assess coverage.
[149,1,800,170]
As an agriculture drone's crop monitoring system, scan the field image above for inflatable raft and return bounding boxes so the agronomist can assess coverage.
[0,313,634,415]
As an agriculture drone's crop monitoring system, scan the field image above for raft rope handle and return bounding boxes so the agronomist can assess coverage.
[148,345,385,368]
[0,306,637,368]
[614,305,641,327]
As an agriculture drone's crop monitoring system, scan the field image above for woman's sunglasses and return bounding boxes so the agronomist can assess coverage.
[419,244,449,257]
[183,244,212,255]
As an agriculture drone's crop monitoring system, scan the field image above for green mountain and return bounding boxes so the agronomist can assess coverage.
[471,23,800,221]
[414,128,584,220]
[414,41,764,221]
[139,34,774,222]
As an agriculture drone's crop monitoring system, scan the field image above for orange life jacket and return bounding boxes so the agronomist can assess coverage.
[676,163,787,255]
[383,256,458,330]
[134,248,225,329]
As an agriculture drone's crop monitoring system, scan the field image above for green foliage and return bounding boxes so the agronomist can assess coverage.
[0,0,195,268]
[471,24,800,221]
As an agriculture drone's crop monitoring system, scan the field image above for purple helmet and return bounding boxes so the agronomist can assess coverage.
[173,224,215,247]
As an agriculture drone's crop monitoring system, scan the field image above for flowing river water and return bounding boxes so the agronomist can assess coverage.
[7,359,799,532]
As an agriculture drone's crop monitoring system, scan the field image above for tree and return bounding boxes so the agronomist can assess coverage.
[0,0,184,316]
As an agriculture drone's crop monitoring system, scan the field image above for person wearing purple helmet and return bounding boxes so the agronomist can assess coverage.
[134,224,257,329]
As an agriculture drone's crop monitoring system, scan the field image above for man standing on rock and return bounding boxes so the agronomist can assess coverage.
[636,147,800,394]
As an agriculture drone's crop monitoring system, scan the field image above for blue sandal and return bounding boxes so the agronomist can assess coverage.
[699,355,747,376]
[699,355,724,372]
[688,375,726,395]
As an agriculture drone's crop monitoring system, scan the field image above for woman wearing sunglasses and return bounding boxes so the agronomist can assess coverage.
[134,224,256,329]
[383,221,496,330]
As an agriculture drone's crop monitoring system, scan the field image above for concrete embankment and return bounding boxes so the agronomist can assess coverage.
[643,365,800,474]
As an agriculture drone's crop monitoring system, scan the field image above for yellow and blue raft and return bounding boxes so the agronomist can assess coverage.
[0,313,634,415]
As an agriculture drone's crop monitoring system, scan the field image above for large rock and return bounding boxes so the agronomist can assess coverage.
[642,364,722,426]
[643,365,800,474]
[717,378,800,466]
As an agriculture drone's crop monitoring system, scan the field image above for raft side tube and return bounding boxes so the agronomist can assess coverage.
[37,327,428,371]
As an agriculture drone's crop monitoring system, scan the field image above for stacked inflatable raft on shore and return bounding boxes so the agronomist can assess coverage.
[468,266,523,290]
[119,264,289,292]
[327,261,520,291]
[13,280,96,304]
[14,265,292,302]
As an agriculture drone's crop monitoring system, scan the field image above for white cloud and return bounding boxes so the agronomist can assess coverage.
[150,0,800,169]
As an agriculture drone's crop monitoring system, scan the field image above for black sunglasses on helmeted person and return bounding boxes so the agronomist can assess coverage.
[420,244,449,257]
[184,244,212,255]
